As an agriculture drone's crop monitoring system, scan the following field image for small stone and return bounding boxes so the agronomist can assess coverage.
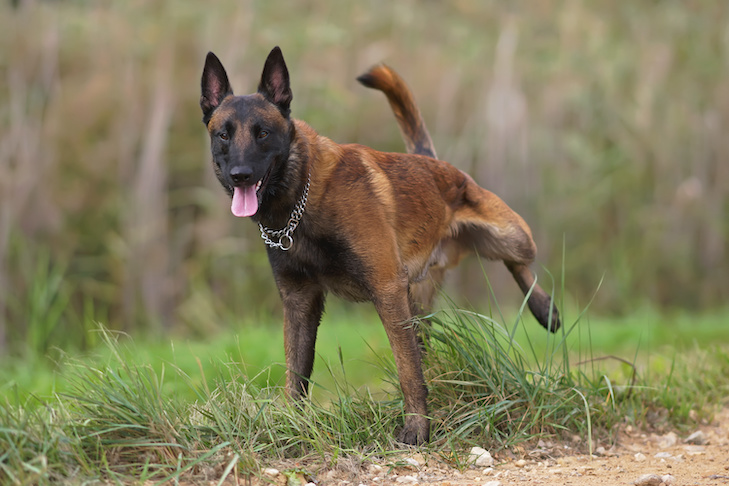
[482,481,501,486]
[482,467,494,476]
[514,459,527,468]
[395,475,418,484]
[404,457,420,467]
[657,432,678,448]
[594,446,606,456]
[634,453,647,462]
[685,430,707,445]
[263,468,280,476]
[683,445,706,455]
[469,447,495,467]
[661,474,676,485]
[654,452,672,459]
[633,473,662,485]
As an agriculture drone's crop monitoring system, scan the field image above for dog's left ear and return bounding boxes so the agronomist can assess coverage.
[258,46,292,117]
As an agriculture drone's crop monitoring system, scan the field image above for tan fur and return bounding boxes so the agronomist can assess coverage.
[201,49,559,446]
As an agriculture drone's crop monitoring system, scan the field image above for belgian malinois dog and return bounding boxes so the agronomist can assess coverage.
[200,46,560,445]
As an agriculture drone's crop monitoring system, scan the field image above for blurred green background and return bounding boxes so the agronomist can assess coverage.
[1,0,728,361]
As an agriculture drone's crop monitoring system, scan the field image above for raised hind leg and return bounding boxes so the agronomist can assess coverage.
[454,179,561,331]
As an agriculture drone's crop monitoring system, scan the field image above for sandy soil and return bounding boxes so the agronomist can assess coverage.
[364,408,729,486]
[206,408,729,486]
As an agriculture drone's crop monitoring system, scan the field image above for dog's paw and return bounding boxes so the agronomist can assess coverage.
[529,294,561,333]
[397,415,430,446]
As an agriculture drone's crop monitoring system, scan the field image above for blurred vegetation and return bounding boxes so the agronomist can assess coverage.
[1,0,728,356]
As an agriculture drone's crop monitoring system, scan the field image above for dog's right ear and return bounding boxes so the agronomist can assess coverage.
[200,52,233,124]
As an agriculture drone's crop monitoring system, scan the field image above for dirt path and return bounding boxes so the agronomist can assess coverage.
[241,409,729,486]
[364,408,729,486]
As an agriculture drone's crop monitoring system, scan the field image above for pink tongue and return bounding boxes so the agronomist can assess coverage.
[231,185,258,217]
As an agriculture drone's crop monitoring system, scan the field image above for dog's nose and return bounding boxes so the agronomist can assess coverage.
[230,166,253,184]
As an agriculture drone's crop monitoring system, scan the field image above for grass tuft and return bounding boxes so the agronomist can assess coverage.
[420,306,603,450]
[59,330,193,481]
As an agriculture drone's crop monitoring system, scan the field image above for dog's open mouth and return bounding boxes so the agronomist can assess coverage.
[230,163,275,218]
[231,180,262,217]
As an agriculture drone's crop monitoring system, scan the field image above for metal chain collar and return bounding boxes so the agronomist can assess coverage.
[258,171,311,251]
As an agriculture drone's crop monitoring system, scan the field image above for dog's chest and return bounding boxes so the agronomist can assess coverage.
[268,232,371,303]
[322,275,370,302]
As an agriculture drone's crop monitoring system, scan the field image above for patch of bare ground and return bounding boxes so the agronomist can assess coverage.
[216,408,729,486]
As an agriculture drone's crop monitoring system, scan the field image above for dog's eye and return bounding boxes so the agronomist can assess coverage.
[258,130,269,140]
[219,132,229,141]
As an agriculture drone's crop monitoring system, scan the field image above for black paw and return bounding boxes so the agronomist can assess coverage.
[529,295,561,332]
[397,415,430,445]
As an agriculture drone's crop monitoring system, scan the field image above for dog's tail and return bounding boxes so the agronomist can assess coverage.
[357,64,437,160]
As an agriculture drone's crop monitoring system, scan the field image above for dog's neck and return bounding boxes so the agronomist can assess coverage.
[254,120,313,229]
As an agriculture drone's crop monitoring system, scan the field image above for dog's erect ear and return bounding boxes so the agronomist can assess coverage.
[258,46,292,116]
[200,52,233,124]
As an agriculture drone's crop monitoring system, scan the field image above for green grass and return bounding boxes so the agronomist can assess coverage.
[0,303,392,404]
[4,302,728,405]
[1,302,728,484]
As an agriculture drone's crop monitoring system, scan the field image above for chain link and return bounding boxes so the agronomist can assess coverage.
[258,171,311,251]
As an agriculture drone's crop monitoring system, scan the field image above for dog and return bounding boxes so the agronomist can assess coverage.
[200,47,560,445]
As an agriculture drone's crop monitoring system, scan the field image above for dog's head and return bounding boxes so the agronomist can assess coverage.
[200,47,294,218]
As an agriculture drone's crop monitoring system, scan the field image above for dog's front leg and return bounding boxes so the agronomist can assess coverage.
[373,275,430,445]
[279,281,326,398]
